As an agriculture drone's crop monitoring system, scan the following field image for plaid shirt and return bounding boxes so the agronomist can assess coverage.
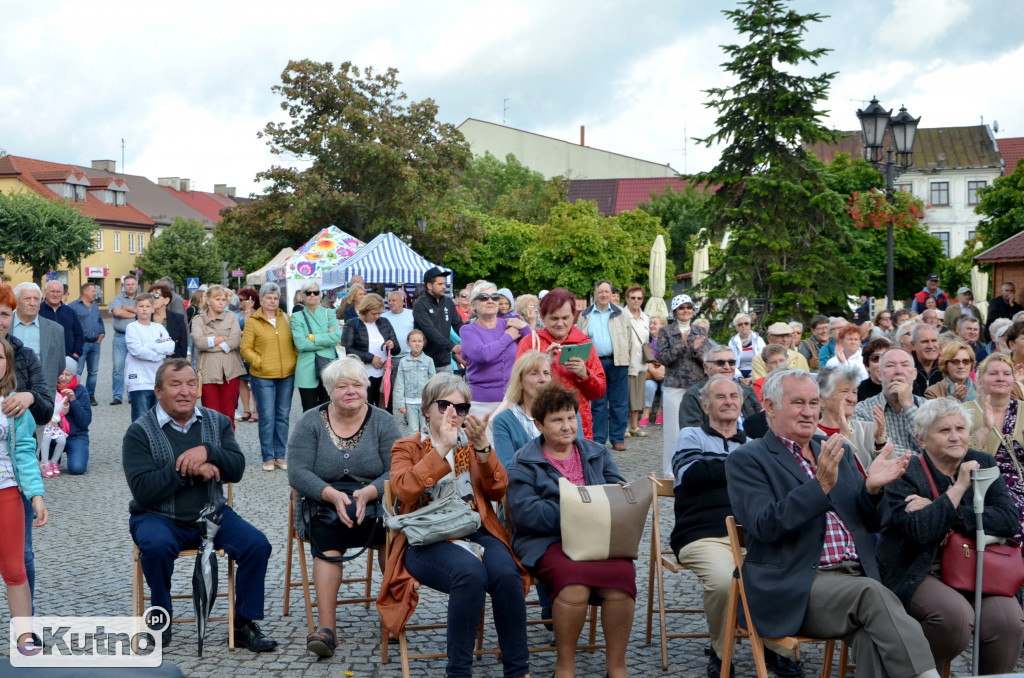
[852,392,923,455]
[775,434,860,567]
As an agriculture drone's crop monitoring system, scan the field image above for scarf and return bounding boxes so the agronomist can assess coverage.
[944,375,976,401]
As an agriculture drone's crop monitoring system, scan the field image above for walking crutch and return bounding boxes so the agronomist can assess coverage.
[969,466,1001,677]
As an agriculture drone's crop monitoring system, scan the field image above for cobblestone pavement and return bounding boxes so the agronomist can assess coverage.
[0,319,1018,676]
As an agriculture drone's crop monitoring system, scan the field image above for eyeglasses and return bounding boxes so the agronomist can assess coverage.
[434,399,471,416]
[149,292,161,299]
[458,293,469,298]
[304,290,321,296]
[628,296,643,301]
[869,354,885,363]
[735,321,750,327]
[948,358,973,367]
[474,293,503,302]
[879,315,891,321]
[708,359,737,367]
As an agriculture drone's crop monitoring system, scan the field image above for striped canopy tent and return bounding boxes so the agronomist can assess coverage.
[322,232,451,288]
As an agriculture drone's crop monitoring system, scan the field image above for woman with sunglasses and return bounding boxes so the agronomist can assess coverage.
[379,373,531,678]
[727,313,763,384]
[858,337,893,401]
[147,282,188,358]
[292,281,340,411]
[341,293,397,407]
[925,341,977,402]
[190,284,246,427]
[459,281,528,420]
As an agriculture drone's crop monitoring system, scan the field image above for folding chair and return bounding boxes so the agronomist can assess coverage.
[131,484,235,650]
[282,488,378,634]
[722,516,844,678]
[645,474,710,670]
[380,481,494,678]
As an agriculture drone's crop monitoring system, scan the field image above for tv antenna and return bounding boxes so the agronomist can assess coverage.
[121,138,126,174]
[503,98,511,125]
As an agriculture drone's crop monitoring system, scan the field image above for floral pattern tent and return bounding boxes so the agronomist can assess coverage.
[269,226,364,282]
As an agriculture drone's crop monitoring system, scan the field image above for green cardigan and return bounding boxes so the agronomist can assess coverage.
[290,306,340,389]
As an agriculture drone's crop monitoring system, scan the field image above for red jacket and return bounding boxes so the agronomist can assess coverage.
[515,326,606,439]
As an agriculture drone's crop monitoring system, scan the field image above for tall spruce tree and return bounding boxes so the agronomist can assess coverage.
[692,1,862,325]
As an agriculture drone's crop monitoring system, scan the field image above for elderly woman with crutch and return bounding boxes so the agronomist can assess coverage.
[877,397,1024,676]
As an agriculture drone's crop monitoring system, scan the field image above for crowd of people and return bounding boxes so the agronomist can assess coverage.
[8,270,1024,677]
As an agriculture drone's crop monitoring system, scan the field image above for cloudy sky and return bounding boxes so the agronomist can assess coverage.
[2,0,1022,196]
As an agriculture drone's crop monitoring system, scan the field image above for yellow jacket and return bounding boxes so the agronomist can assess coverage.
[240,309,297,380]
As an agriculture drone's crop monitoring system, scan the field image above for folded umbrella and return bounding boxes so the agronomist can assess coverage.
[192,504,224,657]
[382,355,393,408]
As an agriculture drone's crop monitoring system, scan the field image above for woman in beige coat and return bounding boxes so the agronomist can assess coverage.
[191,284,246,429]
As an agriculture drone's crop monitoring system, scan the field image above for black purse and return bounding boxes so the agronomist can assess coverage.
[302,480,383,563]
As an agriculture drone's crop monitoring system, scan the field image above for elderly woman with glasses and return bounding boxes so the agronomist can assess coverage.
[459,280,529,419]
[728,312,764,383]
[858,337,893,401]
[291,281,340,412]
[341,293,397,407]
[925,341,976,402]
[817,365,886,474]
[378,373,531,678]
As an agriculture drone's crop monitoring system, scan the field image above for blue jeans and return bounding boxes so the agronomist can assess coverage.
[591,359,629,445]
[250,376,294,462]
[129,507,271,621]
[22,493,35,612]
[112,332,127,400]
[645,378,661,409]
[65,435,90,475]
[404,531,528,678]
[77,341,101,399]
[129,390,157,422]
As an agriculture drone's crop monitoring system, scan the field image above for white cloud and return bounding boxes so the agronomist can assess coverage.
[875,0,972,54]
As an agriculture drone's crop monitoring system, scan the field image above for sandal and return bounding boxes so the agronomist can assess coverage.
[630,427,649,437]
[306,627,336,658]
[237,411,252,422]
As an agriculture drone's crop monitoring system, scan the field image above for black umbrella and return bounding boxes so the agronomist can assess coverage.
[191,504,224,657]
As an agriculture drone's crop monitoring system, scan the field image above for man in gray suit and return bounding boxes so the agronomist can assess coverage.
[12,282,67,396]
[726,369,938,678]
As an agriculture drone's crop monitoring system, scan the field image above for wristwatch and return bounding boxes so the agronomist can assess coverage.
[475,445,492,455]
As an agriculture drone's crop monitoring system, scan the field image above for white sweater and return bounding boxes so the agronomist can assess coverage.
[125,321,175,392]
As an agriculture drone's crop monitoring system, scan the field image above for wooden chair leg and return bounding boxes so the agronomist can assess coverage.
[657,557,669,671]
[720,578,740,678]
[819,639,835,678]
[298,535,315,634]
[748,629,769,678]
[283,502,294,616]
[227,557,236,650]
[362,548,374,609]
[399,630,411,678]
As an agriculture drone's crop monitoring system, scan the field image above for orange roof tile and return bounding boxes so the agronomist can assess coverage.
[159,186,233,223]
[614,177,693,213]
[0,154,154,226]
[998,137,1024,176]
[975,229,1024,263]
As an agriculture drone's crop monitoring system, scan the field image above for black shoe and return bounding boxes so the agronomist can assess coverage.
[90,397,98,407]
[234,617,277,652]
[110,398,122,405]
[161,627,172,649]
[764,649,803,678]
[706,646,734,678]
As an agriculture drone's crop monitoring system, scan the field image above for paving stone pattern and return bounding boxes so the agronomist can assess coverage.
[0,319,1013,675]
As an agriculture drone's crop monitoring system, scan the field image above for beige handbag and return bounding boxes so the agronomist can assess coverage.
[558,476,653,561]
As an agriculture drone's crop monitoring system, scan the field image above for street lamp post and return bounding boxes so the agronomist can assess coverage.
[857,97,921,311]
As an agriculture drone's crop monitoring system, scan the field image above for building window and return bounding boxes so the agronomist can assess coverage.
[114,232,120,253]
[968,180,986,205]
[896,183,912,193]
[128,233,136,254]
[968,230,976,242]
[933,231,950,257]
[73,185,87,202]
[115,191,126,207]
[930,182,949,206]
[94,230,103,251]
[138,234,145,252]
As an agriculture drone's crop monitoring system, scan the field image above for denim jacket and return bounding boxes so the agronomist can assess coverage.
[393,354,436,411]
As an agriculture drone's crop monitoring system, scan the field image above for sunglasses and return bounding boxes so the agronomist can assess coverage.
[879,315,892,321]
[869,354,885,363]
[947,358,973,367]
[459,293,469,298]
[304,290,321,296]
[149,292,161,299]
[434,399,471,417]
[708,359,737,367]
[474,293,503,302]
[735,321,750,326]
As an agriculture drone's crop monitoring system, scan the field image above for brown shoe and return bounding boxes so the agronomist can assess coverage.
[274,458,288,470]
[612,443,626,451]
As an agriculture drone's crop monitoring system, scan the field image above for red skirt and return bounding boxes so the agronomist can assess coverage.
[535,540,636,601]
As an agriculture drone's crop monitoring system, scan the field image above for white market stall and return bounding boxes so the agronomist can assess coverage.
[267,227,364,305]
[245,247,294,286]
[322,232,451,290]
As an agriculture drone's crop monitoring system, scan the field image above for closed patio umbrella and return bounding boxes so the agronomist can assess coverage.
[645,235,668,319]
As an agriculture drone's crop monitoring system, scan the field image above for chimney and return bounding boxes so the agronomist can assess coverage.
[580,125,585,146]
[227,187,236,198]
[214,184,228,196]
[158,177,181,191]
[180,178,191,192]
[92,159,116,173]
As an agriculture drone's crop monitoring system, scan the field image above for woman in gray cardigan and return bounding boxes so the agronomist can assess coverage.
[877,397,1024,676]
[286,357,401,658]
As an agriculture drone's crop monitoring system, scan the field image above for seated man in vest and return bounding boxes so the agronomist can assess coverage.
[123,357,277,652]
[726,369,936,678]
[672,375,801,678]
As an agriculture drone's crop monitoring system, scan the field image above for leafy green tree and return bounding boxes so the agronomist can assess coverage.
[975,158,1024,248]
[456,152,567,224]
[691,1,860,326]
[244,59,471,247]
[135,218,221,286]
[0,191,97,284]
[637,185,713,273]
[459,214,539,292]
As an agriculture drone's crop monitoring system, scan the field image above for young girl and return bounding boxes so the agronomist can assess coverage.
[0,337,49,655]
[39,362,78,478]
[393,330,435,435]
[125,293,176,422]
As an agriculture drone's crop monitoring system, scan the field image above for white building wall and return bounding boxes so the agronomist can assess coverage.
[899,167,1001,258]
[457,119,676,180]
